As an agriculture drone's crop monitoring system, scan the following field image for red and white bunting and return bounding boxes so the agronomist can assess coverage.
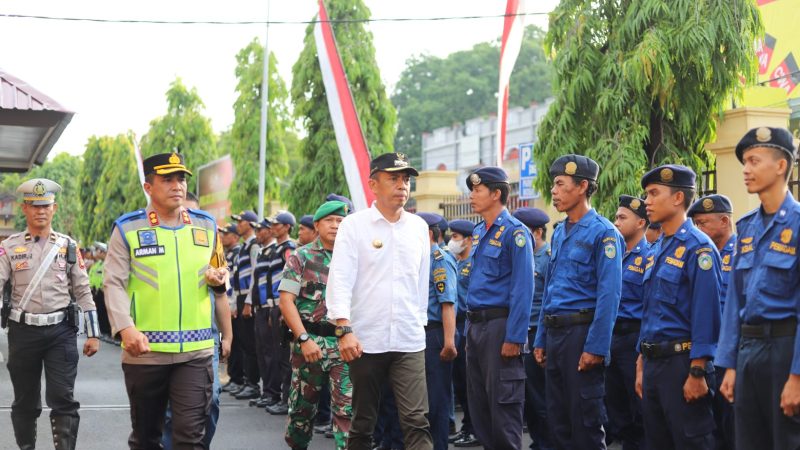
[496,0,526,166]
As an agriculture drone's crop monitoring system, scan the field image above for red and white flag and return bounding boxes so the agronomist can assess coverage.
[314,0,375,211]
[496,0,526,166]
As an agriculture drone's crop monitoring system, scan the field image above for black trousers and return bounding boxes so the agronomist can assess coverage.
[228,314,244,385]
[236,296,260,387]
[93,289,112,336]
[7,319,80,425]
[123,355,213,450]
[265,305,291,402]
[254,306,272,397]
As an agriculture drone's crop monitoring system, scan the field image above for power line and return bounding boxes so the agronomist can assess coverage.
[0,11,549,26]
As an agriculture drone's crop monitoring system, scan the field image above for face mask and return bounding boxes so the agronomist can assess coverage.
[447,238,465,255]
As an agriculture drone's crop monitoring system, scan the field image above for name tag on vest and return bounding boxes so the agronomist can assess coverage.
[134,246,166,257]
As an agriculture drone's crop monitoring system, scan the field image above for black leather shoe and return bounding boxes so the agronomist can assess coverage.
[449,430,464,443]
[234,385,260,400]
[222,381,242,393]
[266,402,289,415]
[454,433,480,447]
[313,422,332,434]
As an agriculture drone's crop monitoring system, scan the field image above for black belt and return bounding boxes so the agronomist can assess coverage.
[613,318,641,335]
[456,314,467,324]
[543,309,595,328]
[466,308,509,324]
[640,338,692,359]
[425,321,443,331]
[741,318,797,339]
[302,320,336,338]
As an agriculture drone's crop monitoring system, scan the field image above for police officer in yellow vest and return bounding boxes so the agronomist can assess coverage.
[0,178,100,450]
[104,152,232,449]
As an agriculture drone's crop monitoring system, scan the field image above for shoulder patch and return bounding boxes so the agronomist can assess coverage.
[515,233,527,248]
[694,247,713,255]
[698,252,713,271]
[603,236,617,243]
[604,242,617,259]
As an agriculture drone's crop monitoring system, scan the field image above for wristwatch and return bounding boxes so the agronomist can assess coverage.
[297,333,310,344]
[335,326,352,339]
[689,365,707,378]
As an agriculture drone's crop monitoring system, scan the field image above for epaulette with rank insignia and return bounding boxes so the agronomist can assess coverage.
[433,249,444,261]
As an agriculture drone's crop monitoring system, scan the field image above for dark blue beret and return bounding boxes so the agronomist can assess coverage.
[231,210,258,223]
[688,194,732,217]
[448,219,475,237]
[513,207,550,229]
[417,212,444,228]
[326,193,354,214]
[299,215,314,229]
[549,154,599,181]
[641,164,696,189]
[619,195,647,219]
[466,167,509,190]
[735,127,796,163]
[438,216,448,232]
[274,212,296,226]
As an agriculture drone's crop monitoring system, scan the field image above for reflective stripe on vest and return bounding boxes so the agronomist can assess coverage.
[121,215,216,353]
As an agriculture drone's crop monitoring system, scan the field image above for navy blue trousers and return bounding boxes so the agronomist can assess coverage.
[641,354,715,450]
[605,331,643,450]
[453,319,473,434]
[425,327,454,450]
[711,365,733,450]
[466,317,525,450]
[545,323,607,449]
[734,335,800,449]
[525,327,553,450]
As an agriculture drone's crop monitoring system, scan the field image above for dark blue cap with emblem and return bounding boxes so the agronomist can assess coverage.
[466,167,509,190]
[274,212,296,227]
[417,212,445,228]
[688,194,732,217]
[326,193,354,214]
[619,195,648,219]
[735,127,796,163]
[438,216,449,233]
[448,219,475,237]
[251,218,273,229]
[218,223,238,235]
[513,207,550,229]
[641,164,696,189]
[549,154,600,181]
[299,215,314,229]
[231,210,258,223]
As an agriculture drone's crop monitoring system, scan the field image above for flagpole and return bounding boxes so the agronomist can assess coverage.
[257,0,271,220]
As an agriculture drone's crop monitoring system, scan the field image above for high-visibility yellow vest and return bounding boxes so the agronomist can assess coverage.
[114,208,217,353]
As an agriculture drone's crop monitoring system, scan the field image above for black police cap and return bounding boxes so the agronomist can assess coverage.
[688,194,732,217]
[466,167,509,191]
[142,152,193,176]
[513,207,550,229]
[735,127,796,164]
[619,195,647,220]
[549,154,600,182]
[640,164,696,189]
[370,153,419,177]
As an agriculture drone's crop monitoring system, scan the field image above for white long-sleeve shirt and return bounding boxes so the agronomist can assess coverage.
[326,204,430,353]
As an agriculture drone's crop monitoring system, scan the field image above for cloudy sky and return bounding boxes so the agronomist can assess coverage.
[1,0,559,157]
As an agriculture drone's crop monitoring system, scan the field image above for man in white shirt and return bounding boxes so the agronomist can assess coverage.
[327,152,434,450]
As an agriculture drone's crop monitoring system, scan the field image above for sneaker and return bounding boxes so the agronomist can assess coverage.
[234,385,260,400]
[228,383,246,396]
[266,402,289,415]
[313,423,332,434]
[448,430,464,444]
[250,397,270,408]
[454,433,480,447]
[221,381,242,393]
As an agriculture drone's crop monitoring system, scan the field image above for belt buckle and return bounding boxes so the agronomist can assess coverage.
[641,342,654,355]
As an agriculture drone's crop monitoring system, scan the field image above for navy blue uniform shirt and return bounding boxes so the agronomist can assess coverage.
[534,209,623,360]
[531,241,551,327]
[466,209,534,344]
[639,219,722,360]
[456,256,472,320]
[719,234,736,307]
[428,244,458,322]
[619,237,648,320]
[717,193,800,373]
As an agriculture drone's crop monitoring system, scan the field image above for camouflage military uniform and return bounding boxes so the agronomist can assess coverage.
[279,238,352,450]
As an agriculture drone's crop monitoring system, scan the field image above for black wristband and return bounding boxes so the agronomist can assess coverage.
[211,284,227,294]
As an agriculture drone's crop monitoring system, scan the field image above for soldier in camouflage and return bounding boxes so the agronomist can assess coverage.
[278,200,352,450]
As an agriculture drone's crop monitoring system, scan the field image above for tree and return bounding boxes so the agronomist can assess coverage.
[392,26,553,164]
[139,78,218,174]
[287,0,397,215]
[10,153,83,237]
[534,0,762,216]
[228,38,294,213]
[77,136,105,242]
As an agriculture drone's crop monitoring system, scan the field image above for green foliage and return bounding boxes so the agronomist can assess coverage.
[287,0,397,215]
[139,78,218,173]
[9,153,83,237]
[392,26,553,164]
[229,38,294,213]
[535,0,762,216]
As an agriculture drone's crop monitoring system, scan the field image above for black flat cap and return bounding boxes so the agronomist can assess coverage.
[619,195,648,219]
[688,194,732,217]
[549,154,599,182]
[641,164,696,189]
[735,127,796,163]
[513,207,550,229]
[370,153,419,176]
[466,167,509,190]
[142,152,192,176]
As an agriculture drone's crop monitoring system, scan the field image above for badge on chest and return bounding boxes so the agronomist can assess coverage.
[135,230,165,258]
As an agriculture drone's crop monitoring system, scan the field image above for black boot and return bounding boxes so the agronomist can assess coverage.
[11,415,36,450]
[51,415,80,450]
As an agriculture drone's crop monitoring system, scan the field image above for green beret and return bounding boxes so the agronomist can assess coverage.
[313,201,349,222]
